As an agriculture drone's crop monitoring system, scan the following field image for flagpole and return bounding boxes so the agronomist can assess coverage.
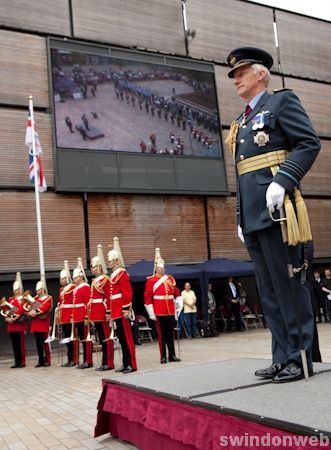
[29,95,46,279]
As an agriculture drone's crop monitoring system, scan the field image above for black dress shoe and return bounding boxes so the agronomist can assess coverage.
[169,356,181,362]
[255,363,284,379]
[35,362,44,368]
[273,361,312,383]
[44,362,50,367]
[122,365,134,374]
[95,365,114,371]
[115,366,125,372]
[77,362,93,369]
[61,361,75,367]
[160,357,167,364]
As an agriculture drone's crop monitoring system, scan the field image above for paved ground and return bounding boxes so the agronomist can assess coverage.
[0,323,330,449]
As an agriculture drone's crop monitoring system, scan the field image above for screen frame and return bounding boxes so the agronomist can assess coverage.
[47,37,229,195]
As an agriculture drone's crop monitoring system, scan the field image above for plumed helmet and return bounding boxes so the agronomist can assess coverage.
[73,257,87,282]
[97,244,108,274]
[36,274,48,294]
[13,272,24,293]
[154,247,165,273]
[108,237,125,268]
[59,260,72,283]
[36,280,44,291]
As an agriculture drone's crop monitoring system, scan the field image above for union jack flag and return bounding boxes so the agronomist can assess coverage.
[25,113,47,192]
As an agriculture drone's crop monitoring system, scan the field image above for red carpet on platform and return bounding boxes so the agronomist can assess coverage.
[95,359,331,450]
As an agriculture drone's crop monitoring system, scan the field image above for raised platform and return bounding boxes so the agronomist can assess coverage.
[95,358,331,449]
[75,123,105,140]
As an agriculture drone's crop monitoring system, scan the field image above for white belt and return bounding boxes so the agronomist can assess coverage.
[91,298,104,304]
[61,303,85,308]
[153,295,174,300]
[111,294,122,300]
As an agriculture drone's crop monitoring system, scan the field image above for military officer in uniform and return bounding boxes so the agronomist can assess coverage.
[4,273,27,368]
[89,245,114,371]
[72,260,93,369]
[27,279,52,367]
[58,261,76,367]
[226,47,320,382]
[144,248,181,364]
[108,237,137,374]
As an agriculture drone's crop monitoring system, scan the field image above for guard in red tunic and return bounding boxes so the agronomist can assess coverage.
[58,261,76,367]
[108,237,137,374]
[27,279,52,367]
[89,245,114,371]
[72,259,93,369]
[144,248,182,364]
[4,273,27,368]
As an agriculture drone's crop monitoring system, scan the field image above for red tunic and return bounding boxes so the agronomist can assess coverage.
[6,296,28,333]
[109,268,133,320]
[29,295,52,333]
[58,283,75,324]
[89,274,110,322]
[72,282,90,322]
[144,274,180,316]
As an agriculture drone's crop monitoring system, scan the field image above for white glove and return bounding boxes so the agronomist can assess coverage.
[145,304,156,321]
[237,225,245,243]
[266,182,285,213]
[175,296,183,309]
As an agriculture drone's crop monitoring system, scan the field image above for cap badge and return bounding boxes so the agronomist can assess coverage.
[229,56,236,66]
[254,131,269,147]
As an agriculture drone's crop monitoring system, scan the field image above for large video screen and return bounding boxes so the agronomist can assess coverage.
[50,47,222,158]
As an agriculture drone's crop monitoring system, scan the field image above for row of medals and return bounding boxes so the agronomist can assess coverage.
[240,110,270,147]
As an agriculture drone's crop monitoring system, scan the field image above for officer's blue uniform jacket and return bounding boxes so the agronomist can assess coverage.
[235,89,321,234]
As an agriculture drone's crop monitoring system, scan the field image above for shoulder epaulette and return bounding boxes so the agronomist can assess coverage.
[272,88,293,94]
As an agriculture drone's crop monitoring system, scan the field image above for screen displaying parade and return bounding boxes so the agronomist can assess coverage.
[51,48,222,157]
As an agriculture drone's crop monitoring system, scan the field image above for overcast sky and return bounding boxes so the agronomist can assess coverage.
[247,0,331,22]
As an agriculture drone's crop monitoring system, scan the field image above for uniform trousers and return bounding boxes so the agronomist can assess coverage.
[114,317,137,370]
[73,321,93,366]
[94,321,114,368]
[155,315,176,360]
[244,224,314,367]
[226,302,242,332]
[61,323,74,363]
[9,332,25,366]
[34,332,51,365]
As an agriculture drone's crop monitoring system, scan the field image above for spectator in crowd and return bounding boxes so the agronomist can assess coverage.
[237,279,247,305]
[181,282,198,339]
[304,241,322,362]
[312,270,328,323]
[224,277,243,333]
[321,269,331,323]
[207,283,217,337]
